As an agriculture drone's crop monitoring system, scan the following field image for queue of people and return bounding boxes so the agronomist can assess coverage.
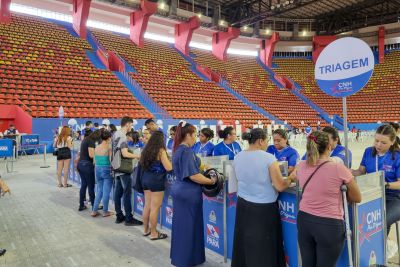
[51,118,400,267]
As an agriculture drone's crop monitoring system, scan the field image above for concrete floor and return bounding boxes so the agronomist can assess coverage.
[0,136,399,267]
[0,155,229,267]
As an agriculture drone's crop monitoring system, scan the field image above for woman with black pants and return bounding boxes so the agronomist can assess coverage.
[295,131,361,267]
[77,130,101,211]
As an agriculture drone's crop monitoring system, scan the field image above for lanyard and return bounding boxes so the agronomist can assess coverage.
[224,142,237,155]
[199,141,209,152]
[376,152,389,172]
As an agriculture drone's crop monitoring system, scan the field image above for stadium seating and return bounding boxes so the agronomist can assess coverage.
[191,49,323,128]
[92,30,268,126]
[274,52,400,123]
[0,14,152,119]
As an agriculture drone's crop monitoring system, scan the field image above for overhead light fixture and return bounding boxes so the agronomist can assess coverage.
[285,1,289,4]
[243,25,248,30]
[219,19,226,26]
[158,2,165,9]
[271,5,275,10]
[302,30,307,36]
[266,28,271,34]
[197,13,202,18]
[276,4,281,8]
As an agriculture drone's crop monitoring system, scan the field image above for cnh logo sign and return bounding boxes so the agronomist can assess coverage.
[315,37,374,98]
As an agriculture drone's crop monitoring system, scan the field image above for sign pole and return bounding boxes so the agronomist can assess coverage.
[342,97,350,168]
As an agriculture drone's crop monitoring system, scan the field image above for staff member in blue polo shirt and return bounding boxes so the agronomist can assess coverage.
[267,129,299,174]
[192,128,215,157]
[302,126,352,167]
[352,125,400,238]
[213,126,241,160]
[166,126,176,152]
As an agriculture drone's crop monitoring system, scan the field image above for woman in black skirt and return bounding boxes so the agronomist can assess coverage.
[232,128,293,267]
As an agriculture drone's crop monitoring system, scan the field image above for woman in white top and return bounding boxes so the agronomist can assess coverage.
[54,126,73,187]
[232,128,293,267]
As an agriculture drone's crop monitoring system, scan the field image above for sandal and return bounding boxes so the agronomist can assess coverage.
[142,232,151,237]
[150,232,168,241]
[102,211,114,217]
[63,184,72,188]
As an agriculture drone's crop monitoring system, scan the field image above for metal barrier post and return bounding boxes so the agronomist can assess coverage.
[40,144,50,168]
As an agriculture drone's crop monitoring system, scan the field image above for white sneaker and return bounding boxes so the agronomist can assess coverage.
[387,239,398,259]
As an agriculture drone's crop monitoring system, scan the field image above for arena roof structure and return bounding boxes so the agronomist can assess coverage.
[100,0,400,35]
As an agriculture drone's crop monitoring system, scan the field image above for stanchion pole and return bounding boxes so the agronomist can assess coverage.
[341,184,353,267]
[342,97,350,168]
[40,144,50,168]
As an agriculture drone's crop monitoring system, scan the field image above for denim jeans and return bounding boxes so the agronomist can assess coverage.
[93,166,113,212]
[77,160,95,208]
[386,194,400,234]
[114,173,133,221]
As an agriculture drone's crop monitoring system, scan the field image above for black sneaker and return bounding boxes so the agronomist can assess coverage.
[78,206,87,211]
[115,216,125,224]
[0,249,6,257]
[124,218,143,226]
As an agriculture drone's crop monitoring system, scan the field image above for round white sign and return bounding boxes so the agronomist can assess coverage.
[315,37,374,98]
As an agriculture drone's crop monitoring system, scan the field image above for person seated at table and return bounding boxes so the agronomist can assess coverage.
[267,129,299,175]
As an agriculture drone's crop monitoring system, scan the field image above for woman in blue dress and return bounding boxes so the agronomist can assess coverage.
[170,121,217,267]
[127,131,144,149]
[267,129,299,174]
[192,128,215,157]
[213,126,241,160]
[301,126,352,167]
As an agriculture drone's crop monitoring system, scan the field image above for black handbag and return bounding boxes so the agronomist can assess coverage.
[132,164,144,193]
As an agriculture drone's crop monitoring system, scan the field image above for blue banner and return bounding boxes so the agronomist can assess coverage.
[203,197,225,256]
[21,134,40,146]
[0,139,14,157]
[357,198,385,266]
[133,191,145,216]
[278,191,299,267]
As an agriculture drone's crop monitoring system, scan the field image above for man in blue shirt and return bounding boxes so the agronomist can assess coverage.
[144,119,166,139]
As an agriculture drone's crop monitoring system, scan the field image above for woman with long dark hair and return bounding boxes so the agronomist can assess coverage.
[55,126,73,187]
[192,127,215,157]
[170,121,217,267]
[140,131,172,240]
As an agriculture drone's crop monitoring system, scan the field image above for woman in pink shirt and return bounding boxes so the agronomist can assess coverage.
[296,131,361,267]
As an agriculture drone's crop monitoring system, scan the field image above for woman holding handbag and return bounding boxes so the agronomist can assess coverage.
[295,131,361,267]
[140,131,172,240]
[55,126,73,188]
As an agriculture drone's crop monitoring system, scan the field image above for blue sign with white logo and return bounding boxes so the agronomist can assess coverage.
[21,134,40,146]
[0,139,14,157]
[315,37,374,98]
[357,198,385,266]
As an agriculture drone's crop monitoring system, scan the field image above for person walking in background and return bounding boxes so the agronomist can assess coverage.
[192,128,215,157]
[91,130,114,217]
[140,131,173,240]
[232,128,293,267]
[297,131,361,267]
[112,117,142,226]
[170,121,217,267]
[55,126,73,188]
